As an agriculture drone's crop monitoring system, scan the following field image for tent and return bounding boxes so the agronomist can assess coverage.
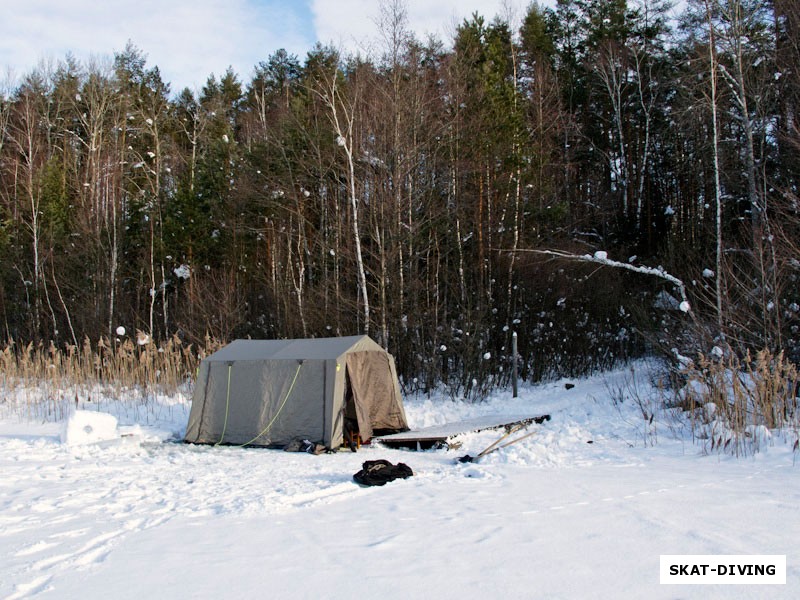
[184,335,408,449]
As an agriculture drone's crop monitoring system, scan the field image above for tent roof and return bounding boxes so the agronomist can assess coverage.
[204,335,385,362]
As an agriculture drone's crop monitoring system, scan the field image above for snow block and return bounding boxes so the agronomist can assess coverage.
[61,410,119,446]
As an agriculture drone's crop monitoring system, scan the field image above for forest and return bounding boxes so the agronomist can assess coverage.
[0,0,798,396]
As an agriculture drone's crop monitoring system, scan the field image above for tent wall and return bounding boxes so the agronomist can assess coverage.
[185,359,327,446]
[247,359,326,446]
[387,354,406,427]
[184,361,211,443]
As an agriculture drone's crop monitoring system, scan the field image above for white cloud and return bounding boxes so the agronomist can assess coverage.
[0,0,570,92]
[0,0,313,91]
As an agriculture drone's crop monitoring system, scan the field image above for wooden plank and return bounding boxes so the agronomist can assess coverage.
[375,414,550,450]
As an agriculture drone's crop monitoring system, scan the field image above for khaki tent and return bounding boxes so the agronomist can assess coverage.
[184,335,408,448]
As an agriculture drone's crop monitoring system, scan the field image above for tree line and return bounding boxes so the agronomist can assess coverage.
[0,0,798,396]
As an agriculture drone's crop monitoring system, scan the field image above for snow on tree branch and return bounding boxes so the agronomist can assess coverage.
[507,249,691,312]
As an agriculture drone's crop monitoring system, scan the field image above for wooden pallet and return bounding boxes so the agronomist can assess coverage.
[375,414,550,450]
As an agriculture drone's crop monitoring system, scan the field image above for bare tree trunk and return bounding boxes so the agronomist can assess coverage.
[596,42,630,222]
[506,173,521,320]
[287,218,307,336]
[108,170,119,337]
[506,35,522,322]
[705,0,725,333]
[715,0,780,346]
[632,48,654,231]
[10,93,44,333]
[316,70,370,334]
[50,260,78,347]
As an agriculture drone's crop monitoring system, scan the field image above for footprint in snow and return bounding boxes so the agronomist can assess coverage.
[6,575,53,600]
[13,540,61,557]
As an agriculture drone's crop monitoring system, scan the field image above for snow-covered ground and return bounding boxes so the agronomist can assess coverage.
[1,362,797,599]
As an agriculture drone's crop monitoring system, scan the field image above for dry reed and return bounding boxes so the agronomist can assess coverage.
[676,349,800,456]
[0,334,222,421]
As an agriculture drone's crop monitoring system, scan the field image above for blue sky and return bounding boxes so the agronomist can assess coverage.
[0,0,552,92]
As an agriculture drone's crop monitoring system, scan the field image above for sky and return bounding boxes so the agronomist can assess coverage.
[0,0,554,93]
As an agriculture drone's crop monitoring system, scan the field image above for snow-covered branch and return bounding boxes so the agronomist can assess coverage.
[507,249,691,312]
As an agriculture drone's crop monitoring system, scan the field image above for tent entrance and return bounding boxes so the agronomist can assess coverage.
[344,351,407,445]
[343,372,361,450]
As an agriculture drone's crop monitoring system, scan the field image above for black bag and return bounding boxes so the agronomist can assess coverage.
[353,460,413,487]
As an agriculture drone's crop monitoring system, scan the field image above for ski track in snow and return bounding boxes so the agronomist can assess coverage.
[3,441,791,598]
[1,364,798,598]
[0,433,397,598]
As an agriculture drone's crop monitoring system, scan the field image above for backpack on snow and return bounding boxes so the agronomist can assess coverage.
[353,459,413,487]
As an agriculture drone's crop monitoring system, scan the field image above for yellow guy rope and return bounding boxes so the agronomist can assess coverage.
[236,361,303,447]
[214,363,233,446]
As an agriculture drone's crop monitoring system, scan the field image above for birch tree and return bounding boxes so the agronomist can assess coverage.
[312,61,371,334]
[7,75,48,334]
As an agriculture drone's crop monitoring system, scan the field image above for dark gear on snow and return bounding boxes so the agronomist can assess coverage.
[353,460,413,486]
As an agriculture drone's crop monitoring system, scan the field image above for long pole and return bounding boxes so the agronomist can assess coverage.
[512,331,518,398]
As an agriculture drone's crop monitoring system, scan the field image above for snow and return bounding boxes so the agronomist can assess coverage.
[60,411,119,446]
[173,264,191,280]
[1,363,798,598]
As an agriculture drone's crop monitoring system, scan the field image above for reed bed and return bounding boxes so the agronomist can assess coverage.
[0,334,222,422]
[676,349,800,456]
